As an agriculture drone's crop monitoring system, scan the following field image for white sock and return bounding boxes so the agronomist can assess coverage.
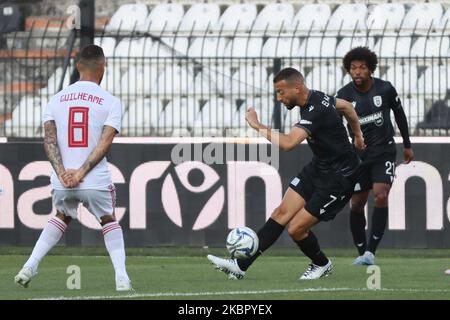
[103,222,128,280]
[24,217,67,272]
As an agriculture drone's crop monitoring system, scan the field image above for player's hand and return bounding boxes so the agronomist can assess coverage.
[63,169,84,188]
[245,107,260,130]
[58,172,72,188]
[403,148,414,164]
[354,135,366,151]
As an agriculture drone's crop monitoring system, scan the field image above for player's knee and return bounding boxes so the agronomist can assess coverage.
[271,205,287,221]
[287,224,308,241]
[56,212,71,225]
[374,192,389,207]
[100,214,116,226]
[351,200,365,213]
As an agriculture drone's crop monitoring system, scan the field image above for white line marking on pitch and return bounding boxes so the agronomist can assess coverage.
[30,287,450,300]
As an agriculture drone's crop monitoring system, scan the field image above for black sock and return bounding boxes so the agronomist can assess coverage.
[236,218,284,271]
[350,210,367,256]
[295,231,329,266]
[367,207,388,254]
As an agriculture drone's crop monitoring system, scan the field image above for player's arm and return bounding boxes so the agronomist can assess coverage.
[43,120,70,188]
[335,98,366,150]
[390,93,414,163]
[245,107,308,151]
[69,125,117,187]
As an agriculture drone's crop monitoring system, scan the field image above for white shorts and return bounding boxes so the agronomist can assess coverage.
[52,185,116,221]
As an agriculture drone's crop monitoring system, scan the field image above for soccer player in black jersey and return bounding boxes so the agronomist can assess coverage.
[208,67,365,280]
[336,47,414,265]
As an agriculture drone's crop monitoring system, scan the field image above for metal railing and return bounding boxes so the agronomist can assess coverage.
[1,17,450,138]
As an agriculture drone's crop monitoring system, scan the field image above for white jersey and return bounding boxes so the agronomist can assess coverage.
[42,81,122,190]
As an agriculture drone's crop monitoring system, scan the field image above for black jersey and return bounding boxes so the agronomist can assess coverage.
[295,90,359,177]
[336,78,409,150]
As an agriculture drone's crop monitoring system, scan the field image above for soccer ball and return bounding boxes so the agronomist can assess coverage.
[226,227,259,259]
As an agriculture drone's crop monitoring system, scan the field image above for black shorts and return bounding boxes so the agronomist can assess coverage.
[354,147,396,193]
[289,162,355,221]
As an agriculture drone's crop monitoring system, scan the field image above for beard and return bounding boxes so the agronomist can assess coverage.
[285,103,296,110]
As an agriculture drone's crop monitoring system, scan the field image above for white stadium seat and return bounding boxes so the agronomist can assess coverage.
[187,37,229,57]
[5,96,47,137]
[39,67,70,95]
[94,37,116,58]
[410,36,450,57]
[335,37,376,57]
[139,3,184,33]
[214,4,257,32]
[150,37,189,57]
[373,37,412,58]
[152,65,194,98]
[252,3,294,32]
[402,97,426,131]
[305,65,343,95]
[225,65,268,97]
[417,66,450,100]
[194,98,236,132]
[297,37,337,58]
[367,3,405,35]
[159,98,200,131]
[326,4,367,35]
[400,3,443,34]
[289,4,331,33]
[187,71,220,99]
[223,37,264,58]
[178,3,220,32]
[384,65,419,95]
[122,98,163,135]
[114,38,153,58]
[262,37,301,57]
[106,4,148,32]
[120,65,159,95]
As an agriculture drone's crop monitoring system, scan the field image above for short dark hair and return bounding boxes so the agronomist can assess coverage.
[273,67,304,83]
[343,46,378,72]
[78,44,105,70]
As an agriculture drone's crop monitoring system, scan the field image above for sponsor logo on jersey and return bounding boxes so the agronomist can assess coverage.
[373,95,382,107]
[309,105,314,112]
[291,177,300,186]
[299,119,312,125]
[359,111,384,127]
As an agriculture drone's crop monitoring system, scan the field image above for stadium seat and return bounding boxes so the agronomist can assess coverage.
[178,3,220,33]
[224,65,268,97]
[158,98,200,134]
[384,65,419,95]
[214,4,257,32]
[138,3,184,33]
[121,98,163,136]
[39,67,70,95]
[150,37,189,57]
[402,97,426,131]
[106,4,148,32]
[102,63,122,94]
[262,37,301,57]
[242,96,273,126]
[305,65,343,95]
[417,66,450,100]
[5,96,46,137]
[335,37,376,58]
[152,65,194,98]
[297,37,338,58]
[400,3,443,34]
[373,36,412,57]
[410,36,450,57]
[94,37,116,58]
[288,4,331,34]
[326,4,367,35]
[120,65,159,95]
[187,71,220,99]
[367,3,405,35]
[252,3,294,32]
[187,37,229,57]
[193,98,236,134]
[437,6,450,31]
[223,37,264,58]
[114,38,153,58]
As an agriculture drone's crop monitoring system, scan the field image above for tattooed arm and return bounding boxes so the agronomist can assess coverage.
[67,125,117,188]
[44,120,70,187]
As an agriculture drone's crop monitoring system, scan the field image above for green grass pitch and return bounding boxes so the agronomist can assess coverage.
[1,247,449,300]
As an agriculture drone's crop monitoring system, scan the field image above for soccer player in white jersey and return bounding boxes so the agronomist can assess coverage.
[14,45,131,291]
